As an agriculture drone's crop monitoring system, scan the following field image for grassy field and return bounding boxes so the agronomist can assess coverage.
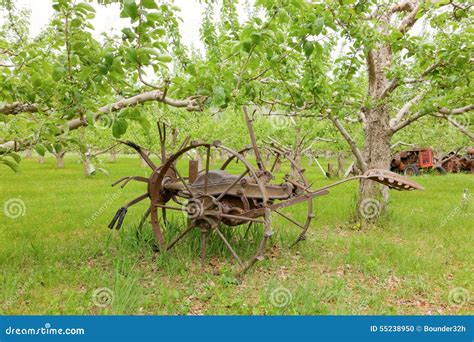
[0,154,472,315]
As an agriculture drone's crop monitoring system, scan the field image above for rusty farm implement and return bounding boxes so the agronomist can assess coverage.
[108,107,424,276]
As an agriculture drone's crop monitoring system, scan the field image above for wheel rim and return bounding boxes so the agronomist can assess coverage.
[147,141,272,274]
[263,146,314,246]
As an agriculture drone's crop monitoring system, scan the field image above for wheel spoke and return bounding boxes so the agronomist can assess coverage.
[238,208,272,276]
[161,207,167,226]
[124,193,148,208]
[243,222,253,239]
[214,227,244,268]
[274,209,305,230]
[150,204,166,249]
[215,168,249,202]
[204,146,211,194]
[166,222,195,251]
[155,204,187,212]
[204,168,249,211]
[138,207,151,230]
[172,166,193,196]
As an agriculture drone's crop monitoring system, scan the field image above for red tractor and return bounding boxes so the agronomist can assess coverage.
[391,148,446,176]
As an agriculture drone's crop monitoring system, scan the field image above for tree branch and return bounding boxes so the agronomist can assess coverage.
[329,115,368,172]
[390,90,426,129]
[0,102,39,115]
[390,0,417,14]
[438,104,474,115]
[398,2,420,34]
[404,61,443,84]
[442,115,474,141]
[391,112,426,133]
[392,104,473,134]
[0,89,207,150]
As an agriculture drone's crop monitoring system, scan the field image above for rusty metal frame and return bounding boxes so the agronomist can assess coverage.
[108,106,424,277]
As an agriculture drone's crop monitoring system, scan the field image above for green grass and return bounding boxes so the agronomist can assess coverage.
[0,154,473,315]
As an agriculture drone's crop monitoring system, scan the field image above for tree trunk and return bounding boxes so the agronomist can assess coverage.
[24,149,32,158]
[171,128,179,145]
[109,147,117,163]
[211,149,218,166]
[327,162,336,178]
[359,40,393,219]
[83,149,95,176]
[337,152,346,177]
[54,151,66,168]
[291,151,302,178]
[195,150,203,170]
[291,126,302,178]
[219,149,227,162]
[38,155,45,164]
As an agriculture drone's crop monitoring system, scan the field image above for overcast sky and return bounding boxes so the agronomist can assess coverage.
[5,0,207,50]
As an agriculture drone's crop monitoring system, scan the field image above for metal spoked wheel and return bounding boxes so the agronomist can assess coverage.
[221,144,315,247]
[147,141,273,275]
[263,145,314,246]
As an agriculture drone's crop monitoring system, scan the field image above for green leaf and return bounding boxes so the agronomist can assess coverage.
[70,18,82,28]
[112,119,128,138]
[75,3,96,14]
[156,54,172,63]
[242,40,253,53]
[86,110,94,126]
[119,108,141,119]
[251,32,262,45]
[126,47,139,64]
[121,27,136,40]
[146,12,162,23]
[32,74,42,88]
[121,0,139,21]
[141,0,158,9]
[35,144,46,157]
[313,17,324,35]
[303,41,314,57]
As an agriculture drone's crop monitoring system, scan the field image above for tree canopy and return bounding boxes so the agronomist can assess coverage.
[1,0,472,176]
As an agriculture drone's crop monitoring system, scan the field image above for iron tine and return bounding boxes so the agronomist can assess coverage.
[116,208,128,230]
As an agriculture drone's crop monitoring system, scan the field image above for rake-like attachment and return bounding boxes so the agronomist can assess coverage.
[107,107,424,276]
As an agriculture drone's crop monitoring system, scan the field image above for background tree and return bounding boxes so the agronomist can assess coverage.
[1,0,472,221]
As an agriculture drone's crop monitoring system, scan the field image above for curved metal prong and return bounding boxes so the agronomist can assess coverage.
[112,176,148,188]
